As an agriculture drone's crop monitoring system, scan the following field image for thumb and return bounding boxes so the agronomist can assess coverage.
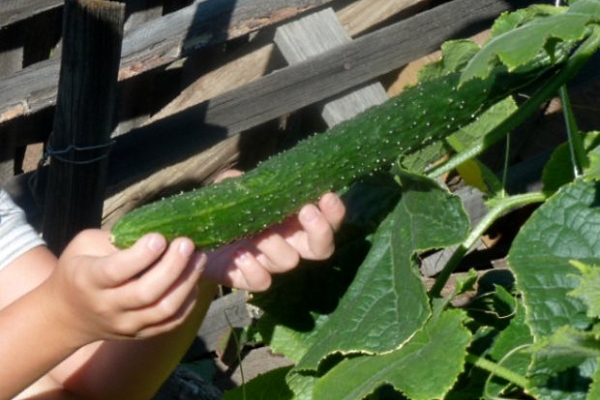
[92,233,168,287]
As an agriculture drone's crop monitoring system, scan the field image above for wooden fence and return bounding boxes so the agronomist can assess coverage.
[0,0,528,251]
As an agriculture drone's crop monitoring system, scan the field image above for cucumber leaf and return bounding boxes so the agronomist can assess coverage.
[542,131,600,195]
[287,372,318,400]
[485,299,534,397]
[311,310,471,400]
[531,325,600,360]
[490,5,563,38]
[508,179,600,398]
[294,171,470,372]
[569,260,600,319]
[461,1,600,84]
[418,39,481,80]
[223,366,294,400]
[588,365,600,400]
[251,177,402,361]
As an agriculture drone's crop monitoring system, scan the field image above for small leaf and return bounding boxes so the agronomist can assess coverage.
[490,5,563,38]
[569,260,600,319]
[445,97,518,195]
[418,39,480,81]
[542,131,600,195]
[586,150,600,181]
[587,364,600,400]
[531,325,600,361]
[311,310,471,400]
[452,268,479,298]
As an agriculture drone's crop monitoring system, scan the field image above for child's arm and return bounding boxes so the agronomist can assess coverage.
[0,232,204,399]
[1,192,345,400]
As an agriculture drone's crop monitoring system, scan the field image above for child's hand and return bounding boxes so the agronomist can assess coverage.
[44,230,205,344]
[202,191,346,291]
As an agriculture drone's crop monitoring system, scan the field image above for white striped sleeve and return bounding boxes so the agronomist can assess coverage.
[0,188,45,270]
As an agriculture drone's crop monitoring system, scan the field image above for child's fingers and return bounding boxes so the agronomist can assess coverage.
[139,286,200,338]
[110,248,204,336]
[204,247,272,291]
[119,238,204,309]
[296,203,336,259]
[253,231,300,273]
[296,193,345,259]
[230,249,273,291]
[122,283,200,338]
[90,233,168,288]
[213,169,242,183]
[317,192,346,232]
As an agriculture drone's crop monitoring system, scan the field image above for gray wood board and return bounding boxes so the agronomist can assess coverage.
[0,0,60,27]
[107,0,519,185]
[6,0,531,215]
[0,0,335,122]
[274,8,388,127]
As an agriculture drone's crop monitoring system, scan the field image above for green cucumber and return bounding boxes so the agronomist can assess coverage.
[110,70,543,249]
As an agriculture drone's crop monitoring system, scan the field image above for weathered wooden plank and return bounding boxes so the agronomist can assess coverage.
[8,0,530,224]
[119,0,336,78]
[0,0,336,124]
[0,0,61,27]
[274,7,388,126]
[146,0,429,124]
[0,21,25,182]
[115,0,430,200]
[108,0,516,179]
[336,0,427,37]
[196,290,257,352]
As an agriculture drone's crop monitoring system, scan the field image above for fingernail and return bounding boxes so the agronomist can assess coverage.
[146,234,166,253]
[300,206,318,223]
[234,248,250,264]
[178,239,195,258]
[325,193,339,207]
[190,252,207,272]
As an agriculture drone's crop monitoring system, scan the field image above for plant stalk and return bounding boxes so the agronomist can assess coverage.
[465,353,530,390]
[559,86,588,177]
[429,192,546,298]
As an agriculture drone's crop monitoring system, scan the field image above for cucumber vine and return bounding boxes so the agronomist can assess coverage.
[218,2,600,399]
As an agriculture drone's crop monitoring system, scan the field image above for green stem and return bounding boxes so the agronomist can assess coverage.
[465,353,530,390]
[428,29,600,179]
[559,85,588,176]
[429,192,546,298]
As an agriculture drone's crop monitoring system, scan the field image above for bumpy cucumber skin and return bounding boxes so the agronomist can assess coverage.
[110,73,511,249]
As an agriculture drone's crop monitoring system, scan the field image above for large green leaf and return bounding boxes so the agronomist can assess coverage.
[251,177,402,361]
[223,366,294,400]
[508,179,600,398]
[461,1,600,84]
[311,310,471,400]
[295,172,470,372]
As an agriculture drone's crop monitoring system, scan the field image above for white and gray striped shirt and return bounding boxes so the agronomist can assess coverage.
[0,188,45,270]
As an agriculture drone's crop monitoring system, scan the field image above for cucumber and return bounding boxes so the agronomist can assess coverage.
[110,70,541,249]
